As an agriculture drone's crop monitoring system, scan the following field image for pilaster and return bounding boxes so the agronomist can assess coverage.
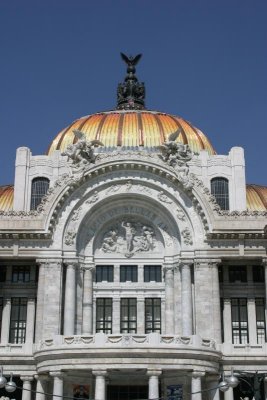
[1,298,11,344]
[81,263,95,334]
[64,260,78,336]
[163,264,175,334]
[180,259,193,336]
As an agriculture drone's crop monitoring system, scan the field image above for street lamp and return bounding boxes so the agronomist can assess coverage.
[219,369,266,400]
[0,368,16,393]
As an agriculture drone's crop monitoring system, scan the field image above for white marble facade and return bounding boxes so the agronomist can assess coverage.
[0,121,266,400]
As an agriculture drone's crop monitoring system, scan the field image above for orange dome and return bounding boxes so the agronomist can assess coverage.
[246,184,267,211]
[47,110,216,156]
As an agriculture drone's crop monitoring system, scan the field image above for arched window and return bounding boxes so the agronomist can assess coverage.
[211,177,229,210]
[30,177,49,210]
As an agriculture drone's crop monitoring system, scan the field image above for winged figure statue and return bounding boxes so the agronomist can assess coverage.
[120,53,142,66]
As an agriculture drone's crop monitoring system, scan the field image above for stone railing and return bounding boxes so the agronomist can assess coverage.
[36,333,216,351]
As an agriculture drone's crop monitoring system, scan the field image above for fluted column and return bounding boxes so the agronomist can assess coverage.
[82,263,95,334]
[191,372,204,400]
[164,264,175,333]
[64,260,77,335]
[210,261,222,343]
[147,369,161,400]
[93,370,107,400]
[181,260,193,336]
[21,376,33,400]
[50,372,64,400]
[25,298,36,344]
[1,298,11,344]
[35,374,49,400]
[223,299,232,343]
[35,260,47,342]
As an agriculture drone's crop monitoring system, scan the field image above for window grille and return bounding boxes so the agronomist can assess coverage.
[255,298,266,344]
[96,298,112,334]
[120,265,137,282]
[211,177,229,210]
[12,265,30,282]
[231,298,248,344]
[144,265,162,282]
[229,266,247,283]
[9,298,27,344]
[145,298,161,333]
[95,265,114,282]
[30,177,49,210]
[120,298,137,333]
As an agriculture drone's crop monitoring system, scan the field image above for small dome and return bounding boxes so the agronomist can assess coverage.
[246,184,267,211]
[47,110,216,156]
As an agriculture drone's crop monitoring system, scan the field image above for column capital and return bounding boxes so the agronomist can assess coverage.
[80,263,95,272]
[180,258,194,266]
[146,369,162,377]
[224,298,231,305]
[64,259,79,268]
[36,258,62,267]
[34,374,50,382]
[92,370,108,377]
[192,371,205,378]
[194,258,221,268]
[49,371,64,378]
[20,376,34,382]
[262,258,267,267]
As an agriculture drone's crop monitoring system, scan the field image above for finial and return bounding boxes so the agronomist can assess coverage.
[116,53,146,110]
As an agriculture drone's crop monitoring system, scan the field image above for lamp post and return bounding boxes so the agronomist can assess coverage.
[0,368,16,394]
[219,369,266,400]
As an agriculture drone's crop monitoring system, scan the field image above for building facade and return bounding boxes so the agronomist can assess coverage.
[0,56,267,400]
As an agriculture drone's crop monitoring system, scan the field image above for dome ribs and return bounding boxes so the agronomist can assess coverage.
[117,113,125,146]
[168,116,188,144]
[154,114,165,143]
[74,115,94,143]
[185,119,205,151]
[137,113,144,146]
[250,185,267,210]
[56,120,78,151]
[95,113,108,142]
[0,185,14,211]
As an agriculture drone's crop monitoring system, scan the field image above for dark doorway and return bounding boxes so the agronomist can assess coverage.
[107,385,148,400]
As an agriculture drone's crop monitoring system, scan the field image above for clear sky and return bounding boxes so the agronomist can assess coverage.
[0,0,266,186]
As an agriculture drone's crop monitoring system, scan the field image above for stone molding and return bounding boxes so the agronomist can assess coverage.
[192,371,206,378]
[146,369,162,377]
[92,370,108,377]
[194,259,221,268]
[20,376,34,381]
[34,374,49,382]
[49,371,64,378]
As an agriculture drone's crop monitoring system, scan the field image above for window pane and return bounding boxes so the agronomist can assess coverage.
[144,266,162,282]
[0,266,6,282]
[256,298,266,343]
[120,298,137,333]
[211,177,229,210]
[9,298,28,344]
[231,298,248,344]
[12,266,31,283]
[96,266,114,282]
[253,266,264,283]
[145,298,161,333]
[229,266,247,283]
[120,266,137,282]
[96,298,112,334]
[30,178,49,210]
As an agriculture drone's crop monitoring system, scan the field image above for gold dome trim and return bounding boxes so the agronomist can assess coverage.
[246,184,267,211]
[0,185,14,211]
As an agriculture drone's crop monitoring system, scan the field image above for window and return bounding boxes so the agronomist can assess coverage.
[96,298,112,334]
[9,298,27,344]
[229,266,247,283]
[231,298,248,344]
[253,266,264,283]
[120,298,137,333]
[218,266,223,283]
[145,298,161,333]
[30,177,49,210]
[255,299,266,344]
[144,265,162,282]
[211,177,229,210]
[12,266,30,283]
[96,266,114,282]
[0,266,6,282]
[120,265,137,282]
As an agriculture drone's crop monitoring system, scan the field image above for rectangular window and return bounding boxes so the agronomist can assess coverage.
[120,298,137,333]
[145,298,161,333]
[0,266,6,282]
[144,265,162,282]
[95,266,114,282]
[231,298,248,344]
[96,298,112,334]
[9,298,27,344]
[255,298,266,344]
[12,266,30,283]
[253,266,264,283]
[120,265,137,282]
[229,266,247,283]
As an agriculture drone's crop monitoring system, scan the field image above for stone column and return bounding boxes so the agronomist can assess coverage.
[113,297,120,334]
[82,263,95,334]
[264,376,267,400]
[35,374,48,400]
[1,298,11,344]
[137,298,144,333]
[50,372,64,400]
[210,261,222,344]
[147,370,161,400]
[35,260,47,342]
[224,387,233,400]
[247,298,257,345]
[25,298,36,344]
[263,259,267,327]
[223,299,232,343]
[21,376,33,400]
[191,372,204,400]
[93,370,107,400]
[64,261,77,335]
[207,376,220,400]
[164,265,175,334]
[181,260,193,336]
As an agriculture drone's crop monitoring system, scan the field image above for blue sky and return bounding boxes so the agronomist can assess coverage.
[0,0,266,185]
